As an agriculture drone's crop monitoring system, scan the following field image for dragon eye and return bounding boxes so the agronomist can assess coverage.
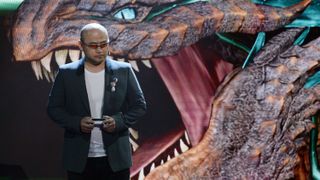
[111,4,152,23]
[113,7,136,20]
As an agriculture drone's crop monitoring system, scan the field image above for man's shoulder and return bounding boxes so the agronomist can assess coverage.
[59,60,81,71]
[108,58,131,70]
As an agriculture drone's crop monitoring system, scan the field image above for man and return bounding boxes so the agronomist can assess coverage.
[47,23,146,180]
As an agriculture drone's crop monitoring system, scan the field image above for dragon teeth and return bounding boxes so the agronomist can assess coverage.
[129,128,139,152]
[184,131,191,145]
[174,148,180,157]
[32,59,54,82]
[129,60,139,72]
[40,52,52,72]
[69,49,80,62]
[179,139,189,153]
[132,133,191,179]
[55,50,68,65]
[129,128,139,140]
[138,168,145,180]
[31,48,154,82]
[43,70,50,82]
[42,68,55,82]
[167,154,171,161]
[142,60,152,68]
[129,137,139,152]
[149,163,156,172]
[31,61,43,80]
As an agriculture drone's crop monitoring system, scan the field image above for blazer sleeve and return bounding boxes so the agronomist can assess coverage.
[47,68,82,134]
[113,66,146,132]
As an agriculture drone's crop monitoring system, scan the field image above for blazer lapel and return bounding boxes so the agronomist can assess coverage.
[77,58,91,115]
[103,58,112,115]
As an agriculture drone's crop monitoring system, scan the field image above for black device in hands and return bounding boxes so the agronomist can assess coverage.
[92,118,104,127]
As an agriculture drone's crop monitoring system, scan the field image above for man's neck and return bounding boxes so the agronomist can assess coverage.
[85,60,105,73]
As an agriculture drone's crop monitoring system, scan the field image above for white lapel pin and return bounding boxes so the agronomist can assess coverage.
[110,77,118,92]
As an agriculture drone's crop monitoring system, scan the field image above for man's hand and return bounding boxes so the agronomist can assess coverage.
[102,115,116,133]
[80,117,94,133]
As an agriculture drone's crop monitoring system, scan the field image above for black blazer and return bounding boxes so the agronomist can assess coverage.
[47,57,146,173]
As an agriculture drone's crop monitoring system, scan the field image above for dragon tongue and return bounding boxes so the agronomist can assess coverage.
[152,43,233,146]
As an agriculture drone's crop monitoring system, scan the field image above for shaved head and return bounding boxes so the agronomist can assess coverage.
[80,23,109,43]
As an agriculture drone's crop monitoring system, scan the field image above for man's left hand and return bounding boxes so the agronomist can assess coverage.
[102,115,116,133]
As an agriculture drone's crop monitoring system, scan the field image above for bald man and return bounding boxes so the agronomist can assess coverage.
[47,23,146,180]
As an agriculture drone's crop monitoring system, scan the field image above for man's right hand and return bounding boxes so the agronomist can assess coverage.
[80,117,94,133]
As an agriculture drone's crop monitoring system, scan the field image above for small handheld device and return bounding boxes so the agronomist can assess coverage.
[92,118,104,127]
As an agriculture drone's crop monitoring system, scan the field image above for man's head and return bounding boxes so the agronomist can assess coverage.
[80,23,109,66]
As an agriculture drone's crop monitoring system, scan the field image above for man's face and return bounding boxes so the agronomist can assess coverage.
[80,29,109,66]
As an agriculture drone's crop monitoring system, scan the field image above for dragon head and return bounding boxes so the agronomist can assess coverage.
[9,0,317,179]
